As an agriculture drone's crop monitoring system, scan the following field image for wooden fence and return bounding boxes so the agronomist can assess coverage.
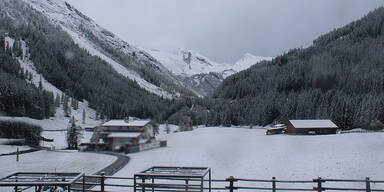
[339,130,384,134]
[66,174,384,192]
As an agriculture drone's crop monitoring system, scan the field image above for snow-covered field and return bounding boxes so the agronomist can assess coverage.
[0,150,116,178]
[117,127,384,180]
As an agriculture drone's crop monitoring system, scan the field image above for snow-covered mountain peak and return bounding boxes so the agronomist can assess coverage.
[232,53,273,72]
[144,48,219,76]
[145,48,273,78]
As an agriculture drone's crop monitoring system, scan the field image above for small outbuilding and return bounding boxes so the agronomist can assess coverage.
[266,124,286,135]
[285,120,338,135]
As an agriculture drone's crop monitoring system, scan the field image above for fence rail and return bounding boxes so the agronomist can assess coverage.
[65,174,384,192]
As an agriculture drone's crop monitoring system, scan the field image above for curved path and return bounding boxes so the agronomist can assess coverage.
[94,152,130,175]
[73,152,130,191]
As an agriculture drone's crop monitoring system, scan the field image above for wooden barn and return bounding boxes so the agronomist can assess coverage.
[285,120,338,135]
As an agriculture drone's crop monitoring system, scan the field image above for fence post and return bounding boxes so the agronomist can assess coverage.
[226,176,237,192]
[82,174,85,192]
[185,178,189,192]
[366,177,371,192]
[272,177,276,192]
[317,177,322,192]
[142,177,146,192]
[100,172,105,192]
[14,177,18,192]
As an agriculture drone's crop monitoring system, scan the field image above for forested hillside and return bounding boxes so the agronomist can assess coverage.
[164,7,384,129]
[0,40,55,119]
[0,0,169,119]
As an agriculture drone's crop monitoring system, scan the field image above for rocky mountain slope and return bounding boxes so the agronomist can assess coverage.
[145,48,272,96]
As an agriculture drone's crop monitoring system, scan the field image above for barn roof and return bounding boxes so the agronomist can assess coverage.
[102,119,150,127]
[107,132,142,138]
[289,120,338,129]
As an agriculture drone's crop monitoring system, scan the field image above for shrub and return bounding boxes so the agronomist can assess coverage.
[0,121,42,146]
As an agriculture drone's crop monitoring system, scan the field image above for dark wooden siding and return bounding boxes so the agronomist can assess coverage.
[286,121,337,135]
[285,121,296,134]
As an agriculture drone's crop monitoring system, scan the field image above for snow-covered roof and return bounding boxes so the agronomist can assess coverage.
[107,132,142,138]
[102,119,150,127]
[128,120,151,127]
[289,120,338,129]
[267,127,285,130]
[102,120,130,126]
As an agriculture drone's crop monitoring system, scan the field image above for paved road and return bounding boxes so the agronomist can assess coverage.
[72,152,130,191]
[95,152,130,175]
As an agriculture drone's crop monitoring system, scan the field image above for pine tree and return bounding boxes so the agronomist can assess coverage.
[38,75,43,90]
[165,121,170,134]
[61,93,65,104]
[63,95,70,117]
[71,98,76,110]
[82,109,86,124]
[66,116,82,149]
[55,93,60,107]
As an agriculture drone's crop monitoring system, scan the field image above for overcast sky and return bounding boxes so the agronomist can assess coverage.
[67,0,383,63]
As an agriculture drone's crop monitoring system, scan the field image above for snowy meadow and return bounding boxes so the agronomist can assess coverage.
[120,127,384,180]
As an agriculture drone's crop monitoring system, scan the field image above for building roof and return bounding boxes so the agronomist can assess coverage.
[289,120,338,129]
[267,127,285,130]
[102,119,150,127]
[107,132,142,138]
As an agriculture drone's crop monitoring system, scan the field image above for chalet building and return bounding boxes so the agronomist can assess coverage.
[285,120,339,135]
[100,119,154,151]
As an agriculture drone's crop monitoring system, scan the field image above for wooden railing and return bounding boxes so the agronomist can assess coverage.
[68,174,384,192]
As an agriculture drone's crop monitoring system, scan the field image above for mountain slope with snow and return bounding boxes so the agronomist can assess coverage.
[233,53,273,73]
[16,0,271,97]
[22,0,194,98]
[0,0,186,123]
[145,48,272,96]
[145,48,272,78]
[2,35,100,130]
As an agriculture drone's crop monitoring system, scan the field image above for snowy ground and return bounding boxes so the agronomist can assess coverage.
[0,150,116,178]
[41,130,93,149]
[116,126,384,180]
